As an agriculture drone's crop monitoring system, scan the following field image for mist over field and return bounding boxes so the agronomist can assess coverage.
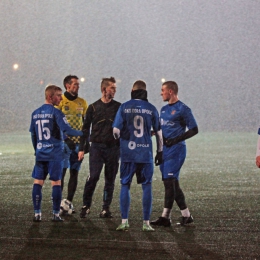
[1,1,260,132]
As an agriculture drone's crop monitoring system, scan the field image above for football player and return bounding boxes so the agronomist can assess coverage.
[78,77,121,219]
[113,80,163,231]
[255,130,260,167]
[151,81,198,227]
[30,85,83,222]
[56,75,88,211]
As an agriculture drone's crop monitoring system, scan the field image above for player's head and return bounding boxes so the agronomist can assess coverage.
[63,75,79,96]
[161,81,178,102]
[132,80,146,91]
[101,77,116,100]
[45,85,63,106]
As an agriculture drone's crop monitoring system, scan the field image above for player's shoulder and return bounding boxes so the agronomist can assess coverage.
[77,95,87,104]
[146,101,158,110]
[90,99,102,107]
[53,106,65,117]
[178,100,192,111]
[112,99,121,106]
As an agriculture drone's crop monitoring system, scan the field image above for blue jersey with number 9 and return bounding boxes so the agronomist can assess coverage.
[113,99,160,163]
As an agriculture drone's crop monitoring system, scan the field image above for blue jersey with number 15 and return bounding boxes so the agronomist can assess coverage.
[29,104,82,161]
[113,99,160,163]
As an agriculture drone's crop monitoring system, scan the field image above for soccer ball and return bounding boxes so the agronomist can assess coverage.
[60,199,74,215]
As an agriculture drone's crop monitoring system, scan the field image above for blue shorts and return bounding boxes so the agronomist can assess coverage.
[32,161,63,181]
[120,162,154,185]
[160,144,186,180]
[63,143,83,171]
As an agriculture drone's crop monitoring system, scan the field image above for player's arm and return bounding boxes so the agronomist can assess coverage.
[154,129,163,166]
[78,106,92,150]
[165,106,198,147]
[31,132,37,152]
[113,127,120,139]
[164,126,198,147]
[255,136,260,167]
[56,110,83,137]
[112,106,124,140]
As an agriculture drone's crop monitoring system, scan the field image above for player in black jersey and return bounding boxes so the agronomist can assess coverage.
[78,77,121,218]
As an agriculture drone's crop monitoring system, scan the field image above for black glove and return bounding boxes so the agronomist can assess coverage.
[84,142,90,154]
[155,151,163,166]
[65,138,76,151]
[165,138,178,147]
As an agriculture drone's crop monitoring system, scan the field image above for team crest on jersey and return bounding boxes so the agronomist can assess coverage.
[65,106,69,111]
[171,110,176,115]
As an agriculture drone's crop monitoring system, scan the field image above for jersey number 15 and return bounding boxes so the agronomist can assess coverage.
[36,120,51,140]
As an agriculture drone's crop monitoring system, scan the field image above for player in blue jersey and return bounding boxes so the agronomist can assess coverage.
[151,81,198,227]
[256,129,260,167]
[113,80,163,232]
[29,85,83,222]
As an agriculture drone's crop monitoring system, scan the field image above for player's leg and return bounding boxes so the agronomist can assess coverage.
[150,161,175,227]
[141,163,155,231]
[67,144,82,203]
[151,144,187,227]
[116,162,134,231]
[173,145,193,225]
[49,161,64,222]
[101,145,120,218]
[80,143,103,218]
[174,179,193,225]
[31,161,47,222]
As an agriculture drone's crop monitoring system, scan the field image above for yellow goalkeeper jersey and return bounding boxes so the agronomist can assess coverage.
[56,94,88,143]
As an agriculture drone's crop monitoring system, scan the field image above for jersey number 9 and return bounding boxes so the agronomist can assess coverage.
[133,115,144,138]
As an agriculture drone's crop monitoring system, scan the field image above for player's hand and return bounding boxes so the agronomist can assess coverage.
[164,137,178,147]
[84,142,90,154]
[256,156,260,168]
[155,151,163,166]
[78,151,84,161]
[65,138,76,150]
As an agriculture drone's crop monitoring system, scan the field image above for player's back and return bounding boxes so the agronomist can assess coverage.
[30,104,64,161]
[114,99,160,163]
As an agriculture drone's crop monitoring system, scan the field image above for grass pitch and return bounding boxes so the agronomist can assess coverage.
[0,132,259,260]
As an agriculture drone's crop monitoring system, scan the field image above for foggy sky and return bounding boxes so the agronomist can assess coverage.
[1,0,260,132]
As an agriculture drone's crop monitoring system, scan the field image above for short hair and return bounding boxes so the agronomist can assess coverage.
[63,75,79,89]
[45,85,62,99]
[132,80,146,90]
[101,77,116,92]
[163,81,178,94]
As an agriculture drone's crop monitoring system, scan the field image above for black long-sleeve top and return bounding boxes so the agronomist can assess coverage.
[79,99,121,151]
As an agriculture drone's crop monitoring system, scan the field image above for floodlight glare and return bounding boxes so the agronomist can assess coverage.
[13,64,19,70]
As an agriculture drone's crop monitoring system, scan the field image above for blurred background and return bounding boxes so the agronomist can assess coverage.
[1,0,260,132]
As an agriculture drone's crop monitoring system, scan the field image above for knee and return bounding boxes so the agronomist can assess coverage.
[51,180,61,186]
[34,179,44,186]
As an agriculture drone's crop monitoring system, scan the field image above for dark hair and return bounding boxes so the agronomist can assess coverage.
[132,80,146,90]
[101,77,116,92]
[63,75,79,89]
[163,81,178,94]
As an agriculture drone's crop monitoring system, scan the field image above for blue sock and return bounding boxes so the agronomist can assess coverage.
[52,185,62,214]
[120,184,130,219]
[32,184,42,214]
[142,183,152,221]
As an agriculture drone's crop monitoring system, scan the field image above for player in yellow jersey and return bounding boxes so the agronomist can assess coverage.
[56,75,88,213]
